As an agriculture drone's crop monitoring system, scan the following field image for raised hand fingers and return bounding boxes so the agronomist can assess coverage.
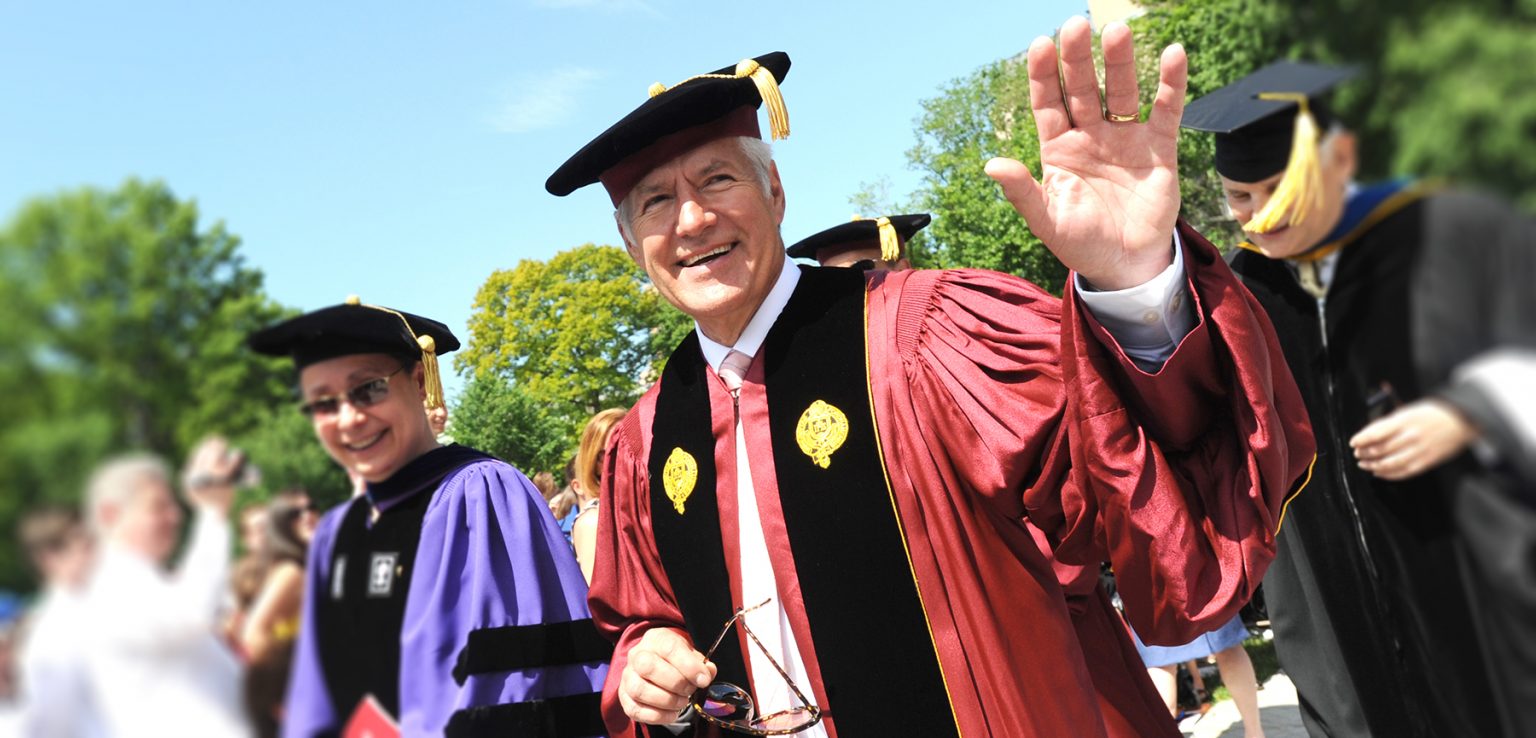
[1100,22,1140,121]
[1027,35,1070,141]
[1057,17,1104,131]
[1149,43,1189,139]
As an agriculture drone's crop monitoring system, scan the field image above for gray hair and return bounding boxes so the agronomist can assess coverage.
[84,453,172,535]
[616,136,775,246]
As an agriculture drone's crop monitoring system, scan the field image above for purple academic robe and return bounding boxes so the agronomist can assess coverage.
[284,452,608,737]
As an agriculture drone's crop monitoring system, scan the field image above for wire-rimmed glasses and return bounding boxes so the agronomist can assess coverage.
[691,598,822,736]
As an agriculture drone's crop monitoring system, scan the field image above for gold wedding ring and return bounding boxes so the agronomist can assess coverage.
[1105,110,1139,123]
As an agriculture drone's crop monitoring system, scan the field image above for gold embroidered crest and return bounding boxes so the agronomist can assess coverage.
[662,447,698,514]
[795,400,849,469]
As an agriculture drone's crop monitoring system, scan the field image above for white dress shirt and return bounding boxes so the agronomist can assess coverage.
[694,245,1194,735]
[84,510,248,738]
[18,586,107,738]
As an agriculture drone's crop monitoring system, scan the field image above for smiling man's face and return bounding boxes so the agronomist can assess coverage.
[618,136,787,345]
[299,352,437,483]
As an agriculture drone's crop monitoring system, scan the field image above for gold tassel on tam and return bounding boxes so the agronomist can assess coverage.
[736,59,790,140]
[416,334,445,411]
[874,217,900,262]
[1245,93,1324,234]
[646,59,791,140]
[353,298,447,413]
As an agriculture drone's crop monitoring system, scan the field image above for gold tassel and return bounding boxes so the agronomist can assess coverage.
[875,216,900,262]
[645,59,791,140]
[417,334,445,412]
[1245,93,1324,234]
[352,298,446,413]
[736,59,790,140]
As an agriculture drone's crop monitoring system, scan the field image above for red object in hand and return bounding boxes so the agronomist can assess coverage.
[342,695,400,738]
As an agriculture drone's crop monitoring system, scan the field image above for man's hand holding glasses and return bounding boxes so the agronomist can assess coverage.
[619,627,718,726]
[619,599,822,735]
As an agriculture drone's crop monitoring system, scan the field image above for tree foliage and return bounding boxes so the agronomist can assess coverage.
[448,373,573,478]
[0,179,306,590]
[231,407,353,510]
[1373,5,1536,208]
[458,243,688,446]
[905,56,1068,290]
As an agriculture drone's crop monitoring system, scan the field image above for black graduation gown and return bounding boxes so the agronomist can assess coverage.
[1229,190,1533,737]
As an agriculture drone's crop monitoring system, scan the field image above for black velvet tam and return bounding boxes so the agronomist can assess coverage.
[247,301,459,370]
[785,213,931,261]
[545,52,790,205]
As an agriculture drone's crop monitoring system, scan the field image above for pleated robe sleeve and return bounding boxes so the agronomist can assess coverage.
[587,393,682,738]
[400,460,609,735]
[882,225,1313,645]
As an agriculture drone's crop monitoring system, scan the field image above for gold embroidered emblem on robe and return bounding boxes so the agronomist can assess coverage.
[663,447,698,514]
[796,400,849,469]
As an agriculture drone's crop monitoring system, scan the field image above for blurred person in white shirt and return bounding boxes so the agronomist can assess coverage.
[83,437,250,738]
[16,505,104,738]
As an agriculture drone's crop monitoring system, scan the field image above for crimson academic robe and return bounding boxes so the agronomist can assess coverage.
[590,226,1313,737]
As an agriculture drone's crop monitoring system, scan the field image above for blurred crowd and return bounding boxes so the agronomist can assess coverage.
[0,406,626,738]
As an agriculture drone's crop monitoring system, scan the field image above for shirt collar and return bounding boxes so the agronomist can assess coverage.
[696,257,801,371]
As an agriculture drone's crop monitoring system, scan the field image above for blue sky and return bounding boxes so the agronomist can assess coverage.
[0,0,1085,395]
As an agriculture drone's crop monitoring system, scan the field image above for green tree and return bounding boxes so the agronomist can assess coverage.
[907,56,1069,289]
[458,243,684,433]
[232,407,353,510]
[1374,6,1536,208]
[0,178,297,590]
[449,374,572,477]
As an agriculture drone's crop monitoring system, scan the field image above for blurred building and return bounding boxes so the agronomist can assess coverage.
[1089,0,1146,31]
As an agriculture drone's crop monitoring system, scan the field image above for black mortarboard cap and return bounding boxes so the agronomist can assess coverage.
[546,52,791,205]
[247,297,458,409]
[1182,61,1357,182]
[786,214,932,262]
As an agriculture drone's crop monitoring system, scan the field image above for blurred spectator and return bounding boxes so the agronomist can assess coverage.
[227,555,269,649]
[239,503,270,557]
[83,438,249,738]
[570,408,626,584]
[239,493,316,662]
[427,404,448,437]
[530,470,558,505]
[243,640,293,738]
[550,455,580,532]
[1131,617,1265,738]
[15,506,103,737]
[239,493,316,738]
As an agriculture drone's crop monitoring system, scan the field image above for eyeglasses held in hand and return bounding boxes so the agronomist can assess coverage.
[692,598,822,736]
[299,366,405,417]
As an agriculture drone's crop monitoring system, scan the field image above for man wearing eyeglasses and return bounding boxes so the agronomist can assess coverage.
[549,18,1312,738]
[248,299,610,737]
[783,214,928,271]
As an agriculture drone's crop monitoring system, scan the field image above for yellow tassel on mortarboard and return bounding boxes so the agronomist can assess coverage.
[352,298,447,413]
[736,59,789,141]
[850,215,902,262]
[1245,93,1325,234]
[646,59,790,141]
[874,216,900,262]
[416,334,444,412]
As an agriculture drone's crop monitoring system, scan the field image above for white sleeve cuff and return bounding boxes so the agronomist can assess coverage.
[1074,234,1196,367]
